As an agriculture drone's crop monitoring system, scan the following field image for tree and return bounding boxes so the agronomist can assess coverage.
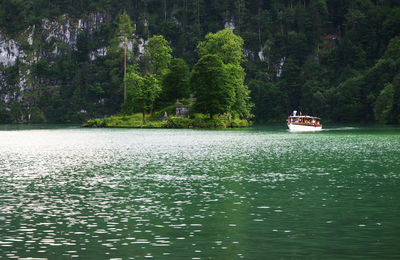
[225,63,253,119]
[333,75,365,122]
[248,79,287,122]
[195,29,253,119]
[197,29,245,65]
[124,70,162,122]
[374,83,395,124]
[374,73,400,124]
[384,36,400,60]
[160,58,190,105]
[144,35,172,76]
[300,79,320,113]
[383,7,400,42]
[286,31,309,63]
[280,58,301,110]
[122,35,173,119]
[115,12,135,104]
[307,0,328,47]
[0,101,11,123]
[191,54,235,118]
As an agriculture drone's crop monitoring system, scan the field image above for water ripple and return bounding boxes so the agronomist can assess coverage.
[1,127,400,259]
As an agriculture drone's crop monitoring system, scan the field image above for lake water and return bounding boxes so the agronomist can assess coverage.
[1,125,400,259]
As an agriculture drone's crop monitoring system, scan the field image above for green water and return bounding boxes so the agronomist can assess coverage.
[1,125,400,259]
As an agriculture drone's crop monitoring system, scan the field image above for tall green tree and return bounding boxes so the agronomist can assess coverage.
[374,83,396,123]
[191,54,235,118]
[374,73,400,124]
[333,75,365,122]
[123,34,173,119]
[249,80,282,122]
[195,29,253,118]
[280,58,301,111]
[225,63,253,119]
[124,70,161,122]
[307,0,328,47]
[160,58,190,105]
[384,36,400,60]
[144,35,172,76]
[115,12,135,104]
[197,29,245,65]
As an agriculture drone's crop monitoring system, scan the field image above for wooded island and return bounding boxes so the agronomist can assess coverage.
[83,20,252,128]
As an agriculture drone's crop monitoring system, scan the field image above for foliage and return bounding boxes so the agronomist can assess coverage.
[159,58,190,106]
[191,54,235,118]
[124,70,161,122]
[115,12,135,103]
[164,116,248,128]
[225,63,253,119]
[193,118,226,128]
[29,108,47,123]
[384,36,400,60]
[248,80,287,123]
[84,113,247,128]
[374,73,400,124]
[194,29,253,119]
[143,35,172,76]
[231,118,249,128]
[1,1,400,124]
[84,114,166,128]
[374,83,396,124]
[117,12,135,41]
[165,116,192,128]
[197,29,245,65]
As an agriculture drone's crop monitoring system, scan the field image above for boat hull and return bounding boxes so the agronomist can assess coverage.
[288,124,322,132]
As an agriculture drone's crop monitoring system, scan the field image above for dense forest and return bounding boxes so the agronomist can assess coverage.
[0,0,400,124]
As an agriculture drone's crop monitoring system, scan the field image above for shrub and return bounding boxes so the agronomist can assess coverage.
[84,118,106,127]
[231,118,248,127]
[192,113,207,119]
[30,108,47,123]
[192,118,227,128]
[193,118,211,128]
[166,116,193,128]
[83,112,251,129]
[211,118,227,128]
[146,121,166,128]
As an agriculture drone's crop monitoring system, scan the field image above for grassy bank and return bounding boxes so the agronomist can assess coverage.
[83,113,250,128]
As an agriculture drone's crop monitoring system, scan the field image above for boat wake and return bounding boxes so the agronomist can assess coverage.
[322,127,358,131]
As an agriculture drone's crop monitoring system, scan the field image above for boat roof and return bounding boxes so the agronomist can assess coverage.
[289,115,321,120]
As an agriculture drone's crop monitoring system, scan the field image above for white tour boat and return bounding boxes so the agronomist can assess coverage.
[287,110,322,132]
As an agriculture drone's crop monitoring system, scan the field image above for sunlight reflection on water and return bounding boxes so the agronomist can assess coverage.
[1,127,400,259]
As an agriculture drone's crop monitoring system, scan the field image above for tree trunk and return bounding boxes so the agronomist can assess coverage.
[142,111,146,123]
[164,0,167,21]
[237,0,241,32]
[196,0,200,32]
[150,101,154,116]
[257,8,261,47]
[124,38,127,103]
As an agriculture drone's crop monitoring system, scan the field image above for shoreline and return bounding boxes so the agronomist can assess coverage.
[83,114,251,129]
